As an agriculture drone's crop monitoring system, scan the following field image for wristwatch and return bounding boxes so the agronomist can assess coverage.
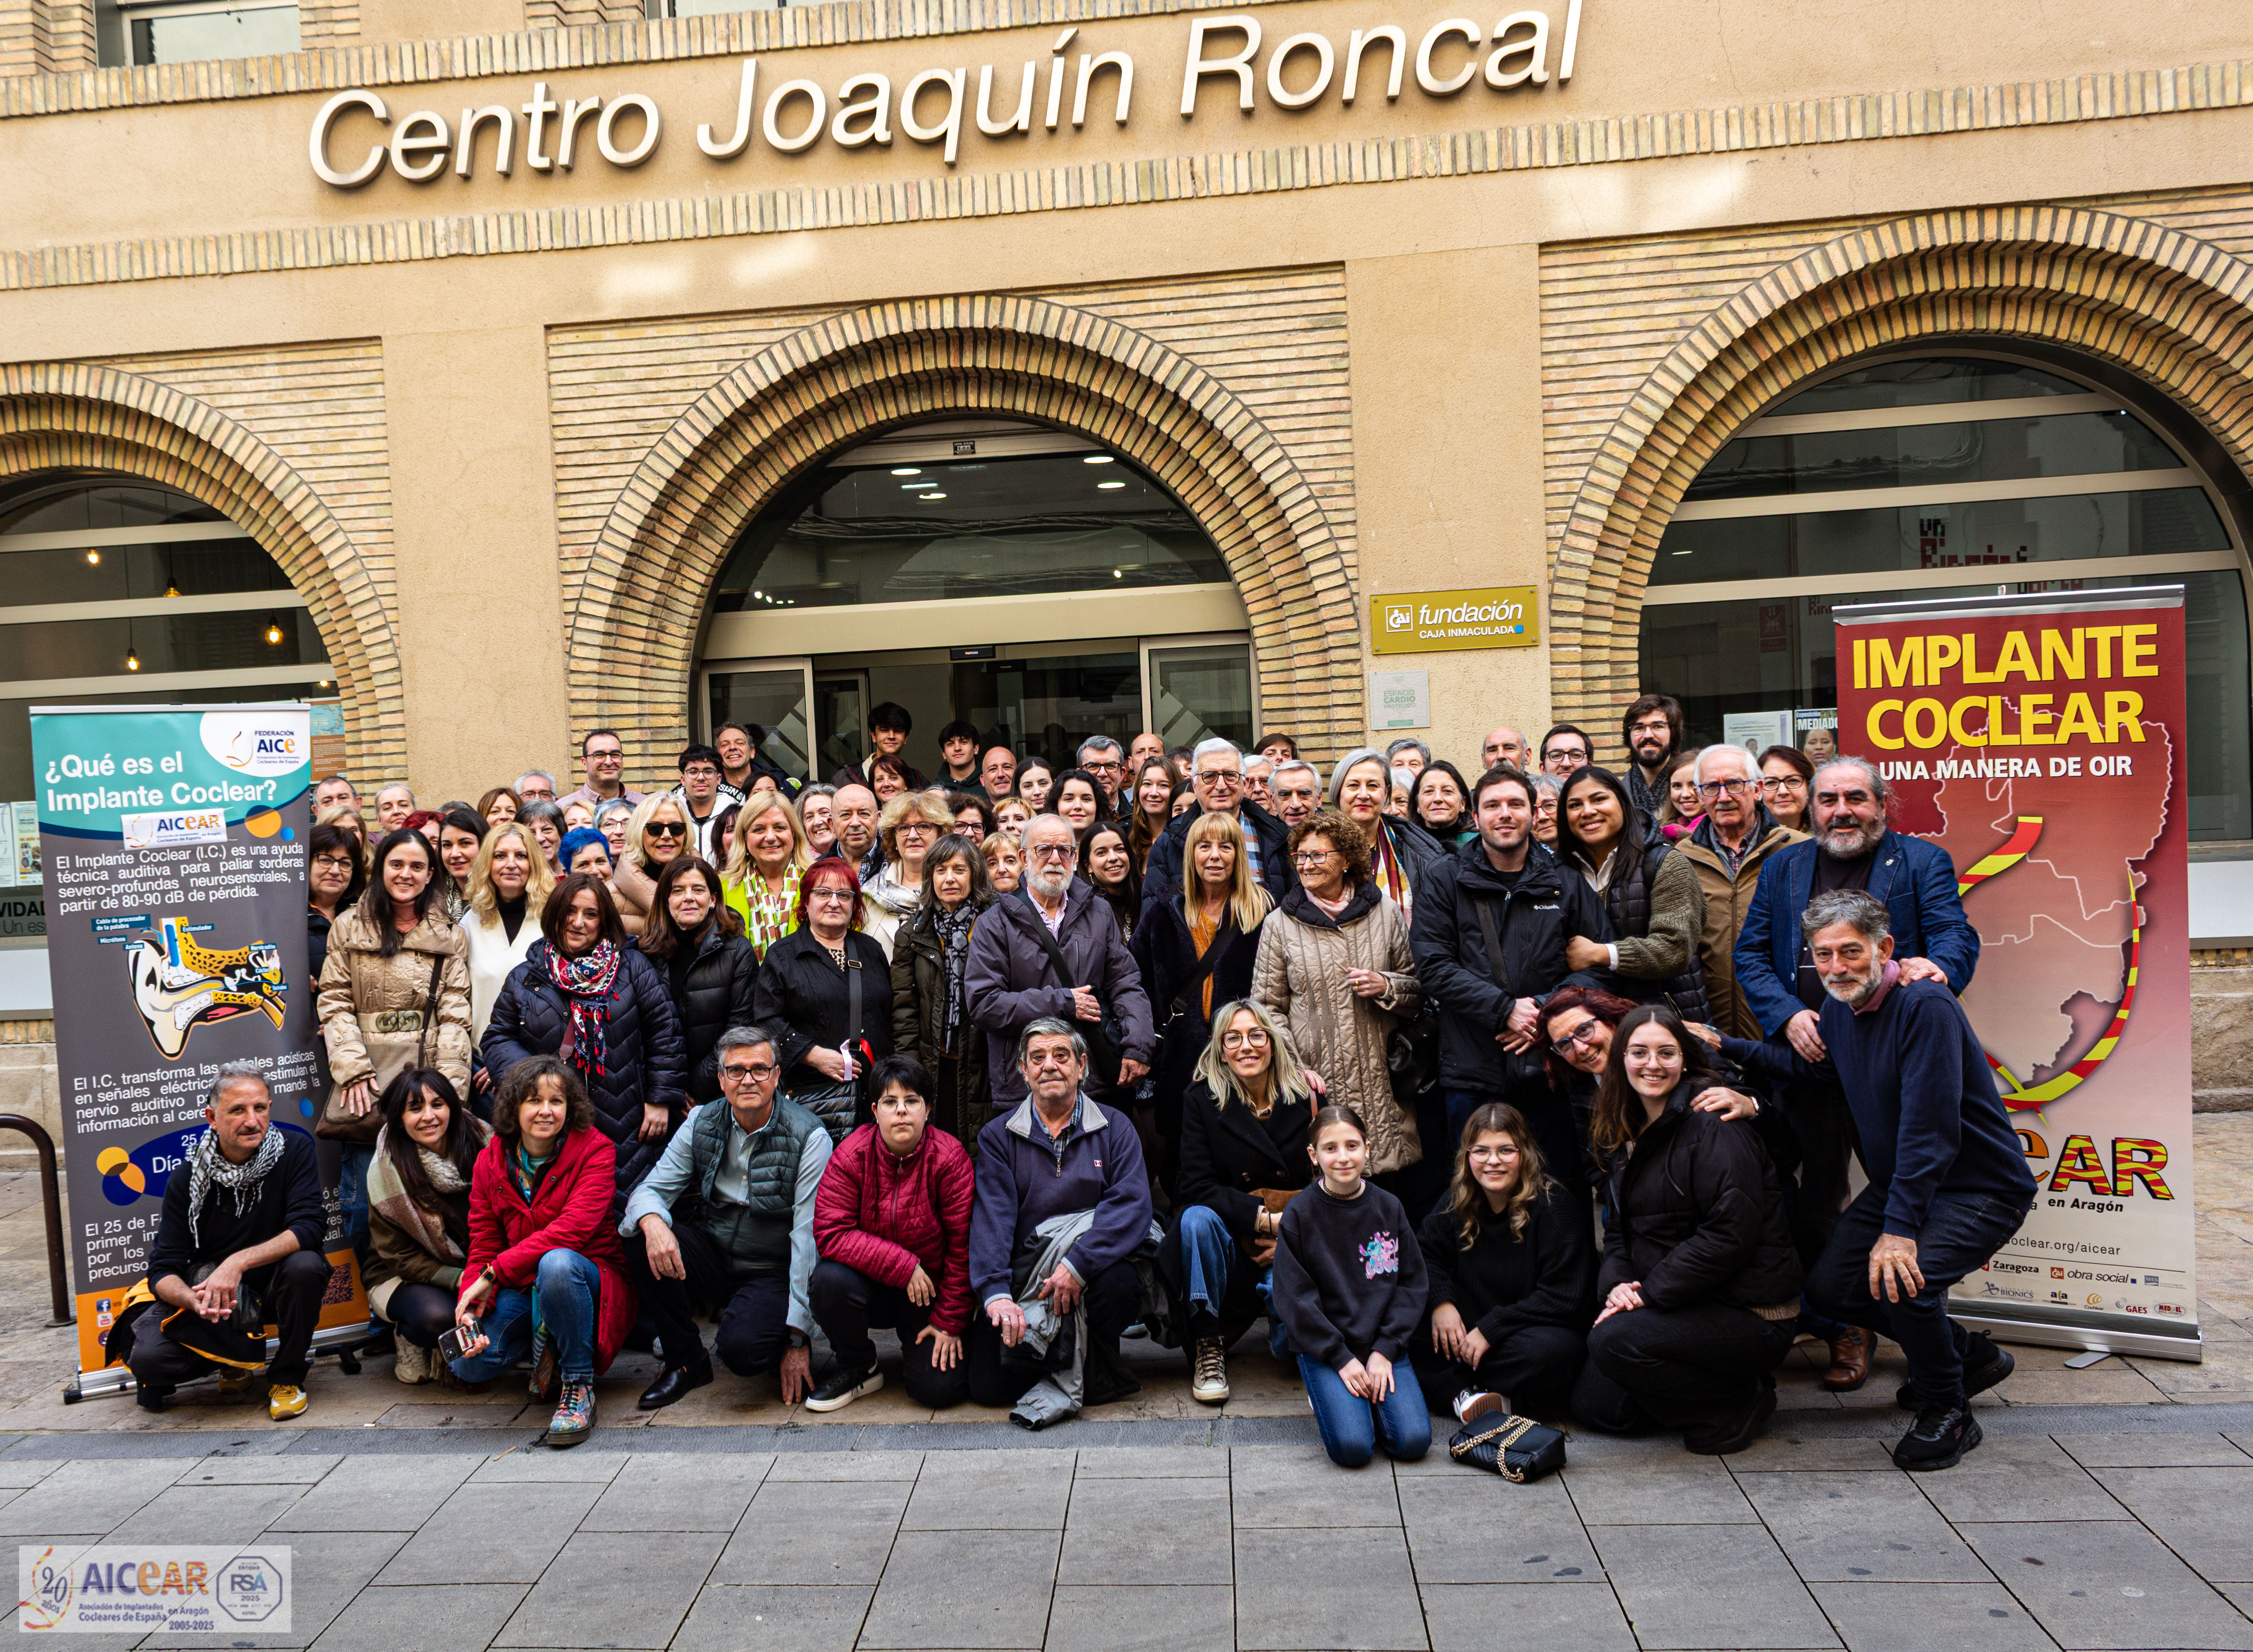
[786,1328,810,1350]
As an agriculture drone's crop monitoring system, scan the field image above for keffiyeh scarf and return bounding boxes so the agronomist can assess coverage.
[184,1123,285,1251]
[545,940,622,1084]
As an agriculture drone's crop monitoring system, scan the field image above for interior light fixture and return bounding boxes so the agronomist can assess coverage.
[923,493,948,500]
[1097,481,1126,490]
[85,550,100,565]
[163,582,181,598]
[891,467,922,476]
[124,617,140,673]
[264,615,285,645]
[1082,455,1115,465]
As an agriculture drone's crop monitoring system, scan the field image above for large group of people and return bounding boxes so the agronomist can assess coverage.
[130,695,2031,1472]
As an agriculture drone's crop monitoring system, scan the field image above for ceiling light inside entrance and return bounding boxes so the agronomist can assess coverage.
[1082,455,1115,465]
[892,467,922,476]
[923,493,948,500]
[1097,481,1126,490]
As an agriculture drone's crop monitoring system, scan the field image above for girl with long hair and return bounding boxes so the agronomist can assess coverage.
[1553,764,1711,1021]
[641,854,758,1106]
[1125,757,1175,882]
[1079,821,1140,941]
[888,834,995,1152]
[366,1067,490,1383]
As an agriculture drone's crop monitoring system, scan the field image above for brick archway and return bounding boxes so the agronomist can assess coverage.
[1550,207,2253,735]
[0,363,402,775]
[567,294,1362,764]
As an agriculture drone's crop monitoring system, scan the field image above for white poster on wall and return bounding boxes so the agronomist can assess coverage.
[1722,710,1791,754]
[1370,670,1430,731]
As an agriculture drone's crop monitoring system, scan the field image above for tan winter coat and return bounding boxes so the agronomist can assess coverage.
[1672,813,1805,1040]
[1250,884,1426,1175]
[316,905,473,1105]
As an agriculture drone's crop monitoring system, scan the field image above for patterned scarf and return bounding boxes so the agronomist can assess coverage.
[544,940,622,1084]
[734,862,801,958]
[933,900,979,1057]
[1371,821,1413,921]
[184,1123,285,1251]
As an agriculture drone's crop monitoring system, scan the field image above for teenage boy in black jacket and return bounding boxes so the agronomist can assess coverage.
[1410,767,1613,1202]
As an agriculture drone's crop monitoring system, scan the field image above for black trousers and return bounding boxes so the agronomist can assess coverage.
[1572,1303,1796,1437]
[809,1259,970,1408]
[1786,1076,1859,1264]
[624,1221,792,1378]
[380,1281,458,1350]
[964,1258,1142,1410]
[129,1249,329,1394]
[1410,1321,1586,1418]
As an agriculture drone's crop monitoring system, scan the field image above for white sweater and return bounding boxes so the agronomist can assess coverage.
[463,906,537,1042]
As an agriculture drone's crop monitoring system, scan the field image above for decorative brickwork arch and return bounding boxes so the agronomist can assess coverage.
[1551,207,2253,739]
[567,294,1361,765]
[0,363,403,777]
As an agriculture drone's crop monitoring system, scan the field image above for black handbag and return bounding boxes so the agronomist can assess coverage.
[1008,901,1127,1089]
[788,945,867,1143]
[1448,1395,1568,1482]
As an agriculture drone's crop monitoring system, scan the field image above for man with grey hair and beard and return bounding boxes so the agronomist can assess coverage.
[1731,753,1981,1394]
[1714,890,2033,1471]
[965,813,1154,1112]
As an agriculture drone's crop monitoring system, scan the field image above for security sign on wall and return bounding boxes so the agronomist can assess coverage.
[1371,587,1541,654]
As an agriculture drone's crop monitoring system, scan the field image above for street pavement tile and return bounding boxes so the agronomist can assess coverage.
[1420,1583,1637,1652]
[764,1452,924,1481]
[267,1454,478,1532]
[0,1458,59,1489]
[181,1456,342,1485]
[106,1480,306,1542]
[901,1449,1073,1530]
[1232,1526,1428,1651]
[468,1449,630,1484]
[0,1457,193,1535]
[581,1451,771,1531]
[309,1582,528,1652]
[1563,1456,1758,1525]
[2223,1584,2253,1617]
[374,1481,603,1586]
[1719,1434,1904,1471]
[1805,1583,2057,1652]
[494,1528,727,1648]
[2056,1432,2253,1468]
[2101,1467,2253,1582]
[1909,1434,2130,1523]
[856,1529,1059,1650]
[1058,1477,1231,1586]
[673,1586,874,1652]
[1072,1446,1228,1478]
[1230,1446,1404,1528]
[1045,1585,1233,1652]
[1736,1470,1991,1582]
[1396,1475,1603,1584]
[1959,1518,2253,1651]
[140,1530,410,1651]
[714,1480,913,1586]
[1590,1524,1841,1651]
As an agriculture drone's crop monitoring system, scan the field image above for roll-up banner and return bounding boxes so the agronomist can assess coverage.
[1834,586,2199,1360]
[33,704,367,1399]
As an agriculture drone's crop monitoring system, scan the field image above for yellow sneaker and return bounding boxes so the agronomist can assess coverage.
[267,1384,308,1421]
[216,1368,256,1396]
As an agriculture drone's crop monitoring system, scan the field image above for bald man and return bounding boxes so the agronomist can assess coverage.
[1481,727,1529,772]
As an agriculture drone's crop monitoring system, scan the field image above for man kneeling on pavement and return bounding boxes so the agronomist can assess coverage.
[123,1063,329,1422]
[1718,889,2035,1470]
[969,1017,1162,1425]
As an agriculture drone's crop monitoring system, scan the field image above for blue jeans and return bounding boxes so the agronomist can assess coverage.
[1176,1205,1289,1360]
[447,1249,603,1385]
[1807,1183,2033,1410]
[1298,1354,1431,1468]
[337,1141,373,1263]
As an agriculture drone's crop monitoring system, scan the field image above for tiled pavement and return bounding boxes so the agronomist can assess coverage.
[0,1114,2244,1650]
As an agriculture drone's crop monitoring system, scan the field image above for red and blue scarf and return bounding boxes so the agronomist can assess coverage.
[545,940,621,1083]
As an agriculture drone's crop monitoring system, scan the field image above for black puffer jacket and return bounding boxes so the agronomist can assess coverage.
[1131,896,1266,1121]
[656,924,760,1105]
[751,927,896,1094]
[481,940,687,1197]
[1596,1078,1802,1313]
[1408,837,1613,1095]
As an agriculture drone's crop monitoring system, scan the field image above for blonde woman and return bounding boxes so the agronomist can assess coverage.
[1251,808,1424,1176]
[722,789,812,957]
[610,791,691,937]
[860,791,955,960]
[1130,810,1273,1177]
[461,820,555,1053]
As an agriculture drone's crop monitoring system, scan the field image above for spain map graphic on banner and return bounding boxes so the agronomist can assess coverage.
[1834,585,2198,1359]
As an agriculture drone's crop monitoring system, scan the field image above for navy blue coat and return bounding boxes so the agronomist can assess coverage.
[1732,830,1980,1039]
[481,940,687,1196]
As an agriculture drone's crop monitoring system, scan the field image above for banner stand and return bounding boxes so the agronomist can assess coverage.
[65,1324,373,1403]
[1834,586,2200,1362]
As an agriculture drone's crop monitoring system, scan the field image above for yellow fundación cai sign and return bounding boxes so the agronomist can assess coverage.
[1371,587,1541,655]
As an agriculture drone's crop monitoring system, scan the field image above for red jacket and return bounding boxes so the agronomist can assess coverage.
[462,1126,638,1374]
[813,1124,976,1336]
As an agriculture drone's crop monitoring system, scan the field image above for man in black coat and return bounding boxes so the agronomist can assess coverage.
[1142,738,1293,911]
[1409,766,1613,1200]
[126,1065,329,1421]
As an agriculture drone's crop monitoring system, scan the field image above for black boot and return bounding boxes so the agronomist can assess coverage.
[1894,1402,1982,1470]
[638,1353,714,1410]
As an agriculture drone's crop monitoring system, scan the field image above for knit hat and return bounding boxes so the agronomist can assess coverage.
[559,826,610,869]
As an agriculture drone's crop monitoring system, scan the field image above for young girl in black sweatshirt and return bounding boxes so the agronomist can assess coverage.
[1271,1104,1431,1468]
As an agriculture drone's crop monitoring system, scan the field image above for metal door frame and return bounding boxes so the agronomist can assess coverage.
[697,655,816,781]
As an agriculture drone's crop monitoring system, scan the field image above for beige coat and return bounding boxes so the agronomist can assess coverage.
[316,905,473,1102]
[1673,817,1806,1040]
[1250,887,1426,1175]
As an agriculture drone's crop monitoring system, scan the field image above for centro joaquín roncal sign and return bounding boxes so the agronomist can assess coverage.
[1833,587,2198,1359]
[33,704,366,1392]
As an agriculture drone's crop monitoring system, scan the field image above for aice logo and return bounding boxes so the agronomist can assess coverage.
[198,713,302,778]
[1383,602,1415,633]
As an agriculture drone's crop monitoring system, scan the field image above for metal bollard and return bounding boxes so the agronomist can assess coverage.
[0,1115,72,1326]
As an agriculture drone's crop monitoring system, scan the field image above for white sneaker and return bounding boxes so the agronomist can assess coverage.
[393,1339,430,1385]
[1452,1389,1502,1424]
[1190,1338,1230,1405]
[804,1363,883,1413]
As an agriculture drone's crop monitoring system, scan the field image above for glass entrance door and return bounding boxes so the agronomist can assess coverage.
[1145,638,1255,751]
[700,658,814,786]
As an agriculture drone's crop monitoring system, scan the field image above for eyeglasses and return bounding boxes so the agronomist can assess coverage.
[1219,1029,1270,1049]
[1544,748,1589,765]
[1696,778,1753,799]
[1083,760,1121,774]
[312,854,356,871]
[1468,1144,1522,1162]
[1549,1021,1604,1057]
[682,767,719,780]
[1290,849,1336,867]
[1195,770,1241,787]
[719,1064,777,1084]
[587,747,622,762]
[1760,775,1808,793]
[645,821,686,838]
[1629,717,1672,737]
[896,821,936,836]
[807,887,853,903]
[1029,844,1076,861]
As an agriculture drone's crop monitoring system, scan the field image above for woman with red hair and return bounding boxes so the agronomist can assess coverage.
[751,856,895,1142]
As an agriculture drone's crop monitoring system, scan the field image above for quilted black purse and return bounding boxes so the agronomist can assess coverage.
[1447,1394,1568,1483]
